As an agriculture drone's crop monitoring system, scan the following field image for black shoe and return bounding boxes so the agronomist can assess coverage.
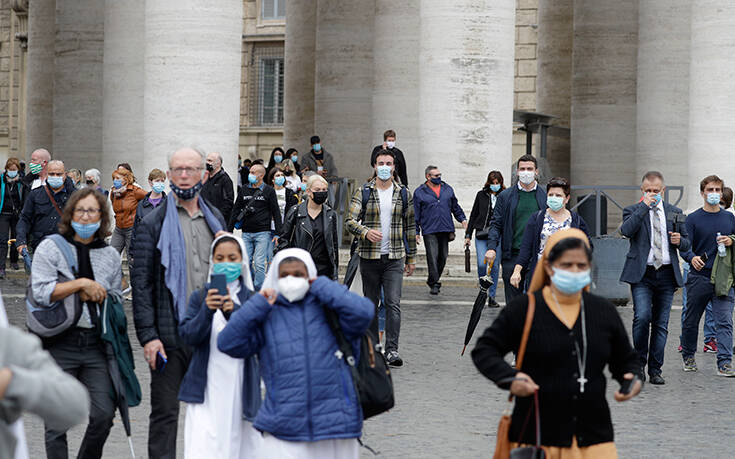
[9,263,18,271]
[649,374,665,385]
[487,298,500,308]
[386,351,403,367]
[638,372,646,383]
[429,285,440,295]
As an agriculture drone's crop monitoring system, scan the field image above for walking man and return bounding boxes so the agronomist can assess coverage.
[22,148,51,190]
[620,171,690,385]
[302,135,338,180]
[201,151,235,223]
[131,147,226,458]
[485,155,546,304]
[414,165,467,295]
[680,175,735,376]
[346,149,416,367]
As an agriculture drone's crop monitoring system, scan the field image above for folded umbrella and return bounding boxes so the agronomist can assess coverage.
[343,238,361,288]
[21,247,31,274]
[461,264,494,356]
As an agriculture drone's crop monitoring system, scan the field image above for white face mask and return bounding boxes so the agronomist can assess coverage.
[386,140,396,149]
[518,170,536,185]
[277,275,310,302]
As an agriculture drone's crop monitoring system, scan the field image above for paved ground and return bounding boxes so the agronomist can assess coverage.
[1,270,730,458]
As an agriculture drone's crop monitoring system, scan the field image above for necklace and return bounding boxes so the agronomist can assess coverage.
[551,290,588,393]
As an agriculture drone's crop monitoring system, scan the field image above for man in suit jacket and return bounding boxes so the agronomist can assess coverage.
[620,171,690,385]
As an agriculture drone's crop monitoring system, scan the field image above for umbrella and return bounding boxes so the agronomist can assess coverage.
[343,238,361,288]
[21,247,31,274]
[461,262,495,356]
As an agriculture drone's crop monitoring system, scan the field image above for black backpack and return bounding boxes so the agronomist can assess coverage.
[324,307,395,419]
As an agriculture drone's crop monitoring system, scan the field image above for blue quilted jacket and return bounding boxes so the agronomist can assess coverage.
[217,276,374,442]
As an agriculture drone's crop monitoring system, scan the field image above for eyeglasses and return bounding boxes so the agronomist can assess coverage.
[170,167,203,177]
[73,208,101,217]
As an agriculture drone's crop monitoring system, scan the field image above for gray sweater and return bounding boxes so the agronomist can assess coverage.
[0,326,90,458]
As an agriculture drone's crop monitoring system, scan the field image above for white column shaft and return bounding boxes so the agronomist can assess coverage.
[25,0,55,156]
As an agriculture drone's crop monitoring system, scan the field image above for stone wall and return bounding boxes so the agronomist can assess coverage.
[0,1,27,166]
[513,0,538,161]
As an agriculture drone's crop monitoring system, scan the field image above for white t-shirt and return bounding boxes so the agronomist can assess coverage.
[377,185,394,255]
[270,188,287,231]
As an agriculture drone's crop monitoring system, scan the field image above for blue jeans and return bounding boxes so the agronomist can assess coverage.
[681,274,735,367]
[242,231,271,291]
[631,266,676,376]
[475,238,500,300]
[681,262,716,343]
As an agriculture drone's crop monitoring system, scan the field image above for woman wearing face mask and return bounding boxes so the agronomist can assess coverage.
[281,158,302,192]
[109,168,146,265]
[179,234,262,458]
[285,148,302,175]
[266,147,286,178]
[472,229,641,457]
[465,170,505,307]
[30,188,123,458]
[0,158,25,277]
[266,167,298,260]
[511,177,590,289]
[218,248,373,458]
[277,175,339,279]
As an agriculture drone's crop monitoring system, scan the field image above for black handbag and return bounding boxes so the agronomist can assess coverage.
[510,390,546,459]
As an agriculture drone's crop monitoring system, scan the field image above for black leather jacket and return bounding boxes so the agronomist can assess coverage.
[276,201,339,280]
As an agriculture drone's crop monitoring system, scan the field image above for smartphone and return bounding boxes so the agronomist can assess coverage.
[619,374,639,395]
[317,166,324,172]
[211,273,228,296]
[155,351,167,373]
[701,251,709,263]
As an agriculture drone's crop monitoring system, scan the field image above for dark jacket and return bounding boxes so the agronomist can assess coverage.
[16,181,75,249]
[130,197,226,348]
[516,209,592,279]
[130,191,166,256]
[217,276,374,442]
[465,187,498,239]
[276,201,339,280]
[487,184,548,261]
[201,169,235,224]
[619,201,690,286]
[472,291,639,447]
[301,149,338,180]
[0,174,24,216]
[229,183,283,234]
[414,181,466,235]
[370,145,408,186]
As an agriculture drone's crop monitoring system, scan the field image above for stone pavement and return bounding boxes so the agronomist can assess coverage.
[0,273,730,458]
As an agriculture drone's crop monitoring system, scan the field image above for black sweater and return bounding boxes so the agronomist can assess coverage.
[465,187,496,239]
[471,291,639,447]
[229,183,283,234]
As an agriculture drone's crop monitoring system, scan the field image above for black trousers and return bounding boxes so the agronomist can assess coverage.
[148,346,192,459]
[424,232,451,288]
[45,330,115,459]
[501,252,526,305]
[0,212,19,267]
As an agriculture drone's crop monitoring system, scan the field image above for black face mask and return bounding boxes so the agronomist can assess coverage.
[311,191,328,205]
[86,180,95,185]
[206,163,214,172]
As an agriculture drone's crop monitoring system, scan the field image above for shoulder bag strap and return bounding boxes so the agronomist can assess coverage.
[47,234,78,276]
[507,292,536,403]
[43,185,63,217]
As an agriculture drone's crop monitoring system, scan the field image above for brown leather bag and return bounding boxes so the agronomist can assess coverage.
[493,292,536,459]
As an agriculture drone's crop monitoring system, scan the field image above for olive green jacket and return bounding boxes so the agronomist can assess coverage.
[710,235,735,297]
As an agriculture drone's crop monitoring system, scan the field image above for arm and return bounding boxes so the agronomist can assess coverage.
[681,217,695,263]
[619,202,649,238]
[178,289,215,346]
[134,187,147,201]
[471,298,526,388]
[217,293,270,358]
[606,301,641,384]
[15,191,35,247]
[223,175,235,221]
[405,190,418,265]
[331,212,339,280]
[228,190,244,231]
[515,215,538,272]
[29,240,74,305]
[676,211,691,253]
[310,277,374,340]
[465,192,481,239]
[450,189,467,223]
[486,192,506,250]
[345,188,369,239]
[268,188,283,235]
[276,206,297,252]
[130,219,159,346]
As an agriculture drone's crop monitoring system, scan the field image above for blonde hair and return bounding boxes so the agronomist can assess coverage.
[306,174,328,189]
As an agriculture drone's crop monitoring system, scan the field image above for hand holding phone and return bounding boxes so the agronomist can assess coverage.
[155,351,167,373]
[211,273,228,296]
[619,374,639,395]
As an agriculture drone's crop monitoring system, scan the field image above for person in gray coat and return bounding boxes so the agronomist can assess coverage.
[301,135,339,180]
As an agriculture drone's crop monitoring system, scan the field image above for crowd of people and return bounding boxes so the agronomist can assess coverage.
[1,130,733,457]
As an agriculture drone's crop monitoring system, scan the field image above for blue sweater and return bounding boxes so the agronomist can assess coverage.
[414,181,466,235]
[683,208,735,277]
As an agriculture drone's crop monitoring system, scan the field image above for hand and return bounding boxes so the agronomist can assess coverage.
[318,169,328,177]
[366,229,383,243]
[717,235,733,247]
[668,231,681,246]
[510,269,522,288]
[222,296,234,312]
[143,339,166,370]
[642,192,657,207]
[205,288,225,310]
[510,372,539,398]
[461,220,468,230]
[0,367,12,400]
[614,373,642,402]
[382,141,388,149]
[271,236,279,244]
[79,279,107,304]
[16,244,26,255]
[691,256,705,271]
[464,237,471,247]
[404,264,415,276]
[416,234,422,245]
[484,249,496,264]
[260,288,277,305]
[214,230,228,239]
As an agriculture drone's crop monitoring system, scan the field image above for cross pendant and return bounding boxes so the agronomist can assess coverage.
[577,376,588,393]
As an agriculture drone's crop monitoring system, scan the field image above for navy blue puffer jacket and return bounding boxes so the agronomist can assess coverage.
[217,276,374,442]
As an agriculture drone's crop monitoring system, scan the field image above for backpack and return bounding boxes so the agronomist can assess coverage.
[350,183,409,255]
[324,307,395,419]
[26,234,83,338]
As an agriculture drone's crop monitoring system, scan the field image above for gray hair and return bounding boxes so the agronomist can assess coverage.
[168,147,206,169]
[85,168,101,183]
[48,160,65,170]
[424,165,439,176]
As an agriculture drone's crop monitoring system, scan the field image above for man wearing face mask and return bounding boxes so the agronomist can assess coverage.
[370,129,408,186]
[346,149,417,367]
[620,171,689,385]
[485,154,547,305]
[301,135,338,180]
[413,166,467,295]
[200,151,235,223]
[679,175,735,377]
[22,148,52,190]
[131,148,227,458]
[16,160,74,255]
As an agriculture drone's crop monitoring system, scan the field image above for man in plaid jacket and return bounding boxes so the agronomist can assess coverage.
[346,149,417,367]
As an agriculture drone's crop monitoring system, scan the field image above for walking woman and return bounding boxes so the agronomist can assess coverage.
[266,166,298,260]
[510,177,590,289]
[464,170,505,307]
[109,167,146,263]
[179,234,262,458]
[281,158,302,192]
[472,229,641,457]
[277,174,339,279]
[31,188,122,458]
[0,158,24,277]
[218,248,374,459]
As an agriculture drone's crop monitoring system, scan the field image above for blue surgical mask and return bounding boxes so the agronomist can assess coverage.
[6,170,18,178]
[489,184,501,193]
[274,176,286,187]
[376,165,392,181]
[274,155,283,164]
[551,267,591,294]
[652,194,662,206]
[248,173,258,185]
[71,221,101,239]
[213,262,242,283]
[291,155,298,163]
[707,192,721,206]
[152,182,166,193]
[547,196,565,212]
[313,144,322,152]
[430,177,442,185]
[113,179,124,189]
[47,176,64,189]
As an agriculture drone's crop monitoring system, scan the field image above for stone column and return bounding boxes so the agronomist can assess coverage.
[314,0,374,181]
[418,0,515,207]
[53,0,104,169]
[283,0,316,158]
[636,0,690,209]
[102,0,144,188]
[687,1,735,210]
[571,0,638,226]
[372,0,420,185]
[143,0,243,180]
[536,0,572,179]
[25,0,55,156]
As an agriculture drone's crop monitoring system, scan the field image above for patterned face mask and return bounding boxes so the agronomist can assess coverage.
[170,181,202,201]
